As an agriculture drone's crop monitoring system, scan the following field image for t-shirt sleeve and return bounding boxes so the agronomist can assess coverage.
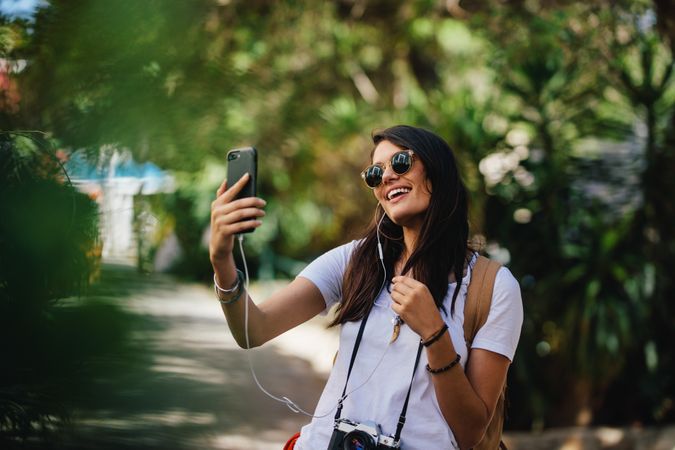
[471,266,524,361]
[295,240,357,314]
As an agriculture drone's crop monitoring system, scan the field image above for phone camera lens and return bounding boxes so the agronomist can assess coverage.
[228,152,239,161]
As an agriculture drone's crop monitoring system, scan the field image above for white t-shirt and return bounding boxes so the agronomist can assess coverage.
[294,240,523,450]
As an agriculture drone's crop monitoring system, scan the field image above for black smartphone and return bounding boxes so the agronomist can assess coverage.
[226,146,258,199]
[226,146,258,233]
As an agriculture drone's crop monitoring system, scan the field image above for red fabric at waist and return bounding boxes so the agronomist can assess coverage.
[283,432,301,450]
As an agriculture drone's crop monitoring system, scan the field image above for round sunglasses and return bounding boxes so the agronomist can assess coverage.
[361,150,415,188]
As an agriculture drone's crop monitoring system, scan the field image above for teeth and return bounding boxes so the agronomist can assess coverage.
[387,188,411,200]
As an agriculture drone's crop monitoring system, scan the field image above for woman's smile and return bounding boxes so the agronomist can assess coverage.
[385,186,412,202]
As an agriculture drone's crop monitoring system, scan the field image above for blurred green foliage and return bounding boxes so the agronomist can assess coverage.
[0,133,141,446]
[1,0,674,435]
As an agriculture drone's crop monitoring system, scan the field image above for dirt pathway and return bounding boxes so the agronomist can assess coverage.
[64,266,675,450]
[69,266,337,450]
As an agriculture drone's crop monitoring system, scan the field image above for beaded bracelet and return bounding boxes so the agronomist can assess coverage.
[214,269,245,305]
[421,323,448,347]
[426,353,461,374]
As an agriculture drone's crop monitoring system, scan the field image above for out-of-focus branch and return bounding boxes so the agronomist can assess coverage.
[348,63,379,104]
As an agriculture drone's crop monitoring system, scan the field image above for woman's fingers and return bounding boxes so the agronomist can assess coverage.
[391,277,443,339]
[213,197,266,218]
[211,197,266,227]
[209,174,266,260]
[216,179,228,198]
[391,276,417,299]
[214,173,250,205]
[214,206,266,227]
[392,275,421,288]
[212,202,266,241]
[214,216,263,236]
[224,219,263,234]
[390,276,432,310]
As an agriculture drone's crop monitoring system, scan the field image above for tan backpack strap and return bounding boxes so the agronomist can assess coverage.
[463,255,501,347]
[463,255,508,450]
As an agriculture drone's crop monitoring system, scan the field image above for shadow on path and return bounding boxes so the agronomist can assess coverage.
[66,265,331,450]
[60,266,675,450]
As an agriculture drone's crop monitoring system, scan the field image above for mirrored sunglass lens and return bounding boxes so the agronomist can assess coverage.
[364,166,383,187]
[391,152,411,174]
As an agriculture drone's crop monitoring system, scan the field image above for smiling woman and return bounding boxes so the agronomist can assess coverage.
[334,126,470,327]
[209,125,523,450]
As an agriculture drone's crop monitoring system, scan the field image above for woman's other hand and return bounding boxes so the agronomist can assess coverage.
[209,173,266,264]
[390,275,445,340]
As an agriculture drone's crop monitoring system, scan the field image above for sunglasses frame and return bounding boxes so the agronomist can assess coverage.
[361,150,415,189]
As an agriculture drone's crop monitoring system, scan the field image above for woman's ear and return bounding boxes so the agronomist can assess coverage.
[424,176,433,195]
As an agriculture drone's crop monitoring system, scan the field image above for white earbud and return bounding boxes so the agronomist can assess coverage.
[376,213,385,261]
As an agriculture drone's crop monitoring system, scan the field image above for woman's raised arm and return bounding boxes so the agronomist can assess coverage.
[210,174,326,348]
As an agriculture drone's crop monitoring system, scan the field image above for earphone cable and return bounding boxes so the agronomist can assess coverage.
[236,228,392,419]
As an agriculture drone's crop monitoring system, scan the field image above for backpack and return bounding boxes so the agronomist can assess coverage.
[463,255,508,450]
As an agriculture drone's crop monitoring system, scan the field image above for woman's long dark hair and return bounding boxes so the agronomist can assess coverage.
[331,125,469,326]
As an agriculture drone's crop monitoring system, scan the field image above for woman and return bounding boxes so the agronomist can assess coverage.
[209,125,523,449]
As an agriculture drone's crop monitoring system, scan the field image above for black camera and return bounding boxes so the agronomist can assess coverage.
[327,418,400,449]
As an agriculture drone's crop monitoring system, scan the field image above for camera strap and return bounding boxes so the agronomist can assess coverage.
[334,309,371,421]
[394,341,423,442]
[334,308,424,442]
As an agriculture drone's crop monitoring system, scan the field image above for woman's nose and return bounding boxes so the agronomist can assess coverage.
[381,164,399,184]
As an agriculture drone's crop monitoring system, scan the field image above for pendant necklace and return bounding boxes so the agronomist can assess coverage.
[390,315,402,343]
[390,265,404,343]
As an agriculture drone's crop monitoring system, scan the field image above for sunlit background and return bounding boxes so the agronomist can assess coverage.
[1,0,674,449]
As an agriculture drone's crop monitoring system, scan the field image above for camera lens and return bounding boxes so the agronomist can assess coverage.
[343,430,376,450]
[228,152,239,161]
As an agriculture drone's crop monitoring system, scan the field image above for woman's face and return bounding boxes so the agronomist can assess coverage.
[371,140,431,230]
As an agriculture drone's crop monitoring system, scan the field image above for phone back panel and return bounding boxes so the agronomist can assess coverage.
[226,147,257,200]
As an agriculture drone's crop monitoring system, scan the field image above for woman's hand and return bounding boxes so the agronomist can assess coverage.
[391,276,446,340]
[209,173,266,264]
